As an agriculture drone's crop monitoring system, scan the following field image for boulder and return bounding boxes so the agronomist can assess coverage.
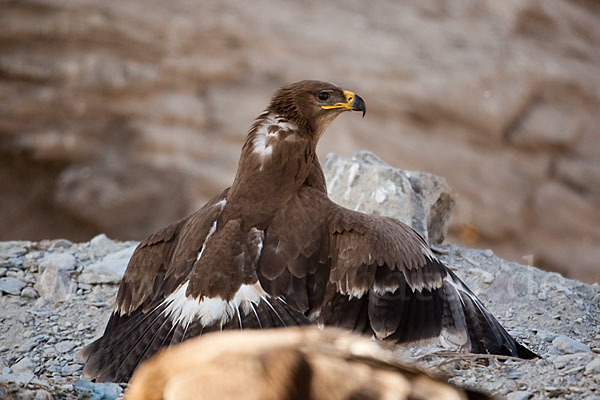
[34,266,77,302]
[78,245,137,285]
[324,151,455,244]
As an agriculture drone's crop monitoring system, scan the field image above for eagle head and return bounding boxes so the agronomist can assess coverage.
[268,80,366,138]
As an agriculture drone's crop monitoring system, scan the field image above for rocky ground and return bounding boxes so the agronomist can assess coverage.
[0,236,599,399]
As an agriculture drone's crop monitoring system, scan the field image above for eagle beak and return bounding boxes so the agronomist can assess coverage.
[348,92,366,118]
[321,90,366,118]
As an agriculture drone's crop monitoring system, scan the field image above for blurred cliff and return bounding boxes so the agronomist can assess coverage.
[1,0,599,282]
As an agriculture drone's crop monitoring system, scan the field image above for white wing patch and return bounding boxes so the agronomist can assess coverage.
[162,281,270,328]
[196,220,217,262]
[195,199,226,262]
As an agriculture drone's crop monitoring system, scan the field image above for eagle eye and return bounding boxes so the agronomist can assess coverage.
[318,92,330,101]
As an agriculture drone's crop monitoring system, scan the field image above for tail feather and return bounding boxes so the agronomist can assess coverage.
[80,296,310,383]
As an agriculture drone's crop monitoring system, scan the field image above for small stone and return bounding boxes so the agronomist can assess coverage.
[506,391,532,400]
[0,267,6,277]
[483,249,494,257]
[90,233,114,248]
[552,335,591,354]
[34,390,53,400]
[38,252,76,272]
[79,245,136,284]
[6,269,25,279]
[553,353,593,369]
[0,277,27,295]
[537,291,548,300]
[536,329,558,343]
[585,357,600,375]
[34,266,77,302]
[50,239,73,249]
[55,340,77,353]
[11,357,35,373]
[61,363,83,376]
[21,287,39,299]
[74,378,123,399]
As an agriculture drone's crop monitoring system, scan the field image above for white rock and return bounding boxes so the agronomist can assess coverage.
[11,357,35,374]
[34,266,77,302]
[506,391,532,400]
[78,245,136,284]
[585,357,600,375]
[324,151,455,244]
[0,277,27,295]
[552,335,591,354]
[21,286,39,299]
[61,363,83,376]
[34,390,53,400]
[90,233,114,248]
[54,340,77,354]
[38,252,76,272]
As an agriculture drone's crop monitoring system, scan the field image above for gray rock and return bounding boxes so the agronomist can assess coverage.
[552,335,591,354]
[0,267,6,277]
[73,378,123,400]
[0,277,27,295]
[323,151,455,244]
[552,353,593,369]
[49,239,72,250]
[60,363,83,376]
[34,266,77,302]
[535,329,558,343]
[34,390,53,400]
[11,357,35,374]
[0,371,35,384]
[0,242,28,257]
[38,252,76,272]
[506,391,532,400]
[21,287,39,299]
[78,245,136,284]
[585,357,600,375]
[54,340,77,354]
[6,269,24,279]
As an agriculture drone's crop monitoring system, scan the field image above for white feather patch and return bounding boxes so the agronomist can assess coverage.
[196,220,217,262]
[162,281,269,328]
[252,113,297,167]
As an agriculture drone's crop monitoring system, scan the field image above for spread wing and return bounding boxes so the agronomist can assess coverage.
[80,189,228,381]
[321,200,537,359]
[256,186,536,359]
[81,188,309,382]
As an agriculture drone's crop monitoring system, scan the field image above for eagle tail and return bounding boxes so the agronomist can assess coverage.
[443,269,538,359]
[80,297,310,382]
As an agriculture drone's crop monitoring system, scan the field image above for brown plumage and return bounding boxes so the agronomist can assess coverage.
[80,80,536,383]
[125,327,492,400]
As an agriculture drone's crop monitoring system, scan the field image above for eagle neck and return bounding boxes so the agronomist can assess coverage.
[226,112,315,225]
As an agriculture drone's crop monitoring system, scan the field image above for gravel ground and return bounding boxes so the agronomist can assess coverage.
[0,236,599,399]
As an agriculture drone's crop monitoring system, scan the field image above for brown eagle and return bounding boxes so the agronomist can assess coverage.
[81,80,536,382]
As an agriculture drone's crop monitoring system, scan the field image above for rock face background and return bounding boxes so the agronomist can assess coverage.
[1,0,599,282]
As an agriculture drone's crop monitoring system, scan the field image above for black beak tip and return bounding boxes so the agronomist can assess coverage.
[352,94,366,118]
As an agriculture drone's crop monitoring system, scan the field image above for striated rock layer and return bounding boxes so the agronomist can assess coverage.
[1,0,599,284]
